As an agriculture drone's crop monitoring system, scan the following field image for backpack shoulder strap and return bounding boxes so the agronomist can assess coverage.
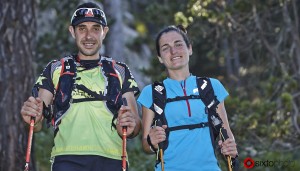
[151,81,170,147]
[53,55,77,130]
[101,56,123,129]
[151,81,167,123]
[150,81,170,167]
[196,77,219,110]
[196,77,224,144]
[196,77,239,170]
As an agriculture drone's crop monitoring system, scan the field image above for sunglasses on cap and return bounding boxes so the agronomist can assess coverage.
[71,8,107,26]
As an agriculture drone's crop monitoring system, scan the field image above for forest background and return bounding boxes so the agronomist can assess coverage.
[0,0,300,171]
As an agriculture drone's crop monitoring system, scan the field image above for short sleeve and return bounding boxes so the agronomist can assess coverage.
[209,78,229,103]
[34,61,56,95]
[119,63,140,96]
[137,84,153,109]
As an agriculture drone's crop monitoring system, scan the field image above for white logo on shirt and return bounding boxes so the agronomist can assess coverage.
[193,88,199,94]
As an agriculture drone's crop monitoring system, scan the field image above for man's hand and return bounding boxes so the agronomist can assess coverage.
[117,105,136,137]
[21,96,44,126]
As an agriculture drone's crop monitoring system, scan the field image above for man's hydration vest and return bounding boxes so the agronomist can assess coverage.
[43,55,124,134]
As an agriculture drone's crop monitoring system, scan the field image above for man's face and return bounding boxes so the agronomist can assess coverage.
[69,22,109,59]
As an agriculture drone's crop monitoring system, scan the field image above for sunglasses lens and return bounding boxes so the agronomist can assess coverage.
[71,8,107,26]
[77,9,87,16]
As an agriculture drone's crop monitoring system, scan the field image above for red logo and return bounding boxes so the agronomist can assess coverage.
[85,9,94,17]
[244,157,255,169]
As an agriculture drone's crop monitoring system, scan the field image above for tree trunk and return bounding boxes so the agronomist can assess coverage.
[0,0,37,171]
[103,0,125,62]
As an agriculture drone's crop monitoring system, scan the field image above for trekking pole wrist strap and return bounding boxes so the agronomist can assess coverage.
[147,134,158,153]
[127,131,135,139]
[231,153,239,169]
[34,117,43,127]
[232,153,239,160]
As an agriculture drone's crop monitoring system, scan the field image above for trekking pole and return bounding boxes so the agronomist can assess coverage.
[24,88,38,171]
[156,119,165,171]
[121,98,128,171]
[220,127,232,171]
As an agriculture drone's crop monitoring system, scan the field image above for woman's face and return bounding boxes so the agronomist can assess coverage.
[158,31,192,71]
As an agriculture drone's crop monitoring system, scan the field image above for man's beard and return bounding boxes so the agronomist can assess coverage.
[78,44,101,57]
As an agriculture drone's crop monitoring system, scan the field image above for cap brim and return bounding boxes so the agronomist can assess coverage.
[72,17,106,26]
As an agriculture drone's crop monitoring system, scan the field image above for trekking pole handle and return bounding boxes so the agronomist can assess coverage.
[24,88,38,171]
[220,127,229,140]
[121,98,128,171]
[155,119,163,149]
[220,127,233,171]
[156,119,165,171]
[122,98,128,131]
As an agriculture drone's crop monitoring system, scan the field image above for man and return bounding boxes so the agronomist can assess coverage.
[20,2,140,171]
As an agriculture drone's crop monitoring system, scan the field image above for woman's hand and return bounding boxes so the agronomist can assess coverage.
[218,138,238,158]
[148,124,167,149]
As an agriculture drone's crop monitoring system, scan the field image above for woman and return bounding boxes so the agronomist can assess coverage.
[138,25,238,171]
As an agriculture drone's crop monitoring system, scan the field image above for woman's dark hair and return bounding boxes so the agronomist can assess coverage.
[155,25,191,57]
